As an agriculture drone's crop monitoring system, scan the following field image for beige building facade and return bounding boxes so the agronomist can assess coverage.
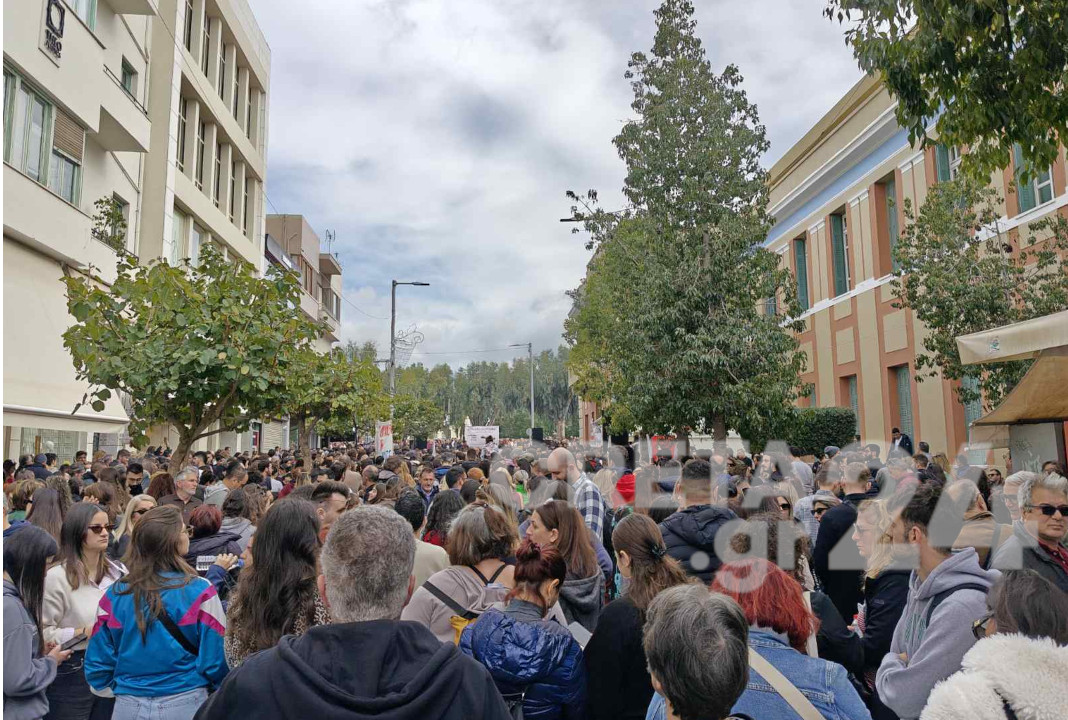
[767,76,1067,460]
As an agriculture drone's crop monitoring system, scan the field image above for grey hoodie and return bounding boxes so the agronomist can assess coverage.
[3,579,57,720]
[220,516,254,553]
[875,547,999,720]
[558,572,604,634]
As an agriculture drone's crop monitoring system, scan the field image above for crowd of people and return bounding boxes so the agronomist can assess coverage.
[3,437,1068,720]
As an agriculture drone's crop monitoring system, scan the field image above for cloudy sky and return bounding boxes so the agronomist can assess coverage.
[255,0,863,368]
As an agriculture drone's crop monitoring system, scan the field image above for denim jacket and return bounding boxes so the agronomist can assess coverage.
[734,628,870,720]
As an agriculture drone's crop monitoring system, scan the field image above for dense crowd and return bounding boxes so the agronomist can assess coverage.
[3,437,1068,720]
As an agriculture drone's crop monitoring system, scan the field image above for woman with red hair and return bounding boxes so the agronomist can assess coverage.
[182,505,242,569]
[711,558,870,720]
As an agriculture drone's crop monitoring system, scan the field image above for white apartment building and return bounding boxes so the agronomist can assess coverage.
[4,0,155,461]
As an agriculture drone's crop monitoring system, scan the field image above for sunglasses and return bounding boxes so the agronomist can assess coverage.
[87,524,114,535]
[1032,504,1068,518]
[132,508,150,517]
[814,507,829,516]
[779,503,792,511]
[972,611,994,641]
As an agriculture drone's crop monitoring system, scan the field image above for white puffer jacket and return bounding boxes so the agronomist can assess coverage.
[921,634,1068,720]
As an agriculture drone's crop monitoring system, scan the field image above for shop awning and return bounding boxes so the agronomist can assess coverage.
[956,309,1068,365]
[971,348,1068,426]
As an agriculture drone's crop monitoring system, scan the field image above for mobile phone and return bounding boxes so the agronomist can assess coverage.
[61,633,88,651]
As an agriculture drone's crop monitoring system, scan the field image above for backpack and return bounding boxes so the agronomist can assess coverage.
[422,564,507,644]
[923,582,990,627]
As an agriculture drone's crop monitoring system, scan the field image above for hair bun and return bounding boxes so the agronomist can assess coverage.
[515,539,543,563]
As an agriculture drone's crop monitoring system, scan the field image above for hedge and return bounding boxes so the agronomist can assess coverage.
[745,406,857,457]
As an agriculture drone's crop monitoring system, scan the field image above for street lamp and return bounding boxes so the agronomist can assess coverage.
[510,342,534,440]
[390,280,430,422]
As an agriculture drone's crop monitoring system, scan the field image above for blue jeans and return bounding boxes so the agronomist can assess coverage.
[112,688,208,720]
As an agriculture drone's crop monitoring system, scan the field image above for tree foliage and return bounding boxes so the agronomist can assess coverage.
[62,244,322,468]
[91,197,128,253]
[393,394,445,441]
[825,0,1068,181]
[564,0,805,440]
[891,176,1068,410]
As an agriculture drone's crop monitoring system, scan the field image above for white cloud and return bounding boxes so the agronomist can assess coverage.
[255,0,863,367]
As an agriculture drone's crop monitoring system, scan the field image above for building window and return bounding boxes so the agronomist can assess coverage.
[4,74,51,182]
[48,150,79,203]
[69,0,97,30]
[167,208,187,266]
[846,375,859,434]
[183,0,195,51]
[176,98,187,172]
[213,142,222,207]
[232,72,239,118]
[121,59,137,97]
[830,212,851,297]
[246,86,253,138]
[189,224,204,266]
[892,365,914,439]
[195,120,205,189]
[935,144,962,182]
[113,193,131,250]
[883,176,900,272]
[201,20,211,75]
[1013,144,1054,214]
[793,236,809,311]
[962,375,983,428]
[228,159,235,222]
[763,296,776,317]
[242,177,250,235]
[218,48,227,98]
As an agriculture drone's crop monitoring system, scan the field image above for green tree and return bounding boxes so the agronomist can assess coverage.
[825,0,1068,180]
[891,176,1068,409]
[566,0,805,440]
[61,244,321,468]
[393,393,444,441]
[91,197,128,253]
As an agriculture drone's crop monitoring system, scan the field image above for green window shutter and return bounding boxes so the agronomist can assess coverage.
[1014,144,1037,213]
[935,144,951,183]
[764,296,777,317]
[831,214,849,296]
[962,375,983,427]
[848,375,859,434]
[794,237,809,311]
[886,179,900,272]
[895,366,914,439]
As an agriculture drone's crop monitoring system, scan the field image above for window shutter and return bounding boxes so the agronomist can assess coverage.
[794,237,809,311]
[848,376,859,434]
[52,107,83,162]
[895,366,914,438]
[1014,144,1036,213]
[831,214,848,296]
[934,144,951,183]
[886,179,900,272]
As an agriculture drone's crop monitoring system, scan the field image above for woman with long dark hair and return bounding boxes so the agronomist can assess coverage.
[584,514,694,720]
[42,502,124,720]
[145,473,176,502]
[422,489,466,548]
[85,505,228,719]
[26,488,65,543]
[459,540,585,719]
[4,525,72,719]
[526,500,604,632]
[223,499,328,668]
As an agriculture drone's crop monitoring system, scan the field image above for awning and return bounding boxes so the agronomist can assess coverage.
[956,309,1068,365]
[3,240,129,433]
[972,348,1068,426]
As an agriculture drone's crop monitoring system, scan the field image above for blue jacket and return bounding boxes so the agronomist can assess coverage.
[85,573,229,697]
[460,602,585,720]
[733,629,870,720]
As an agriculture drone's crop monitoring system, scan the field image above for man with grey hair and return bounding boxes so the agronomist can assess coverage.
[992,473,1068,592]
[157,466,203,522]
[196,506,511,720]
[643,585,750,720]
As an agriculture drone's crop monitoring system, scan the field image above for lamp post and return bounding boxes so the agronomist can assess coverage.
[390,280,430,422]
[510,342,534,439]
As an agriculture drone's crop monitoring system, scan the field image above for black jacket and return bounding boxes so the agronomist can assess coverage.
[183,531,242,566]
[992,522,1068,593]
[860,569,909,673]
[26,464,51,480]
[194,620,511,720]
[813,493,867,623]
[658,504,737,583]
[809,590,863,679]
[584,597,652,720]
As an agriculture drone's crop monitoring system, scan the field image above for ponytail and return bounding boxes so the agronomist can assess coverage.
[508,539,566,613]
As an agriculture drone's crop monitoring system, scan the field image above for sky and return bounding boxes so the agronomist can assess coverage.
[255,0,864,369]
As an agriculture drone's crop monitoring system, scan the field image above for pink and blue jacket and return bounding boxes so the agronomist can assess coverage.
[85,573,229,696]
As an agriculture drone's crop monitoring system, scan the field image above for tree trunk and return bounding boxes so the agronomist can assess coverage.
[170,429,195,472]
[710,415,727,443]
[297,416,317,457]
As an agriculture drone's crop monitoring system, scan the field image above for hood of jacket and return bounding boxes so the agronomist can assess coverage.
[558,572,602,632]
[460,609,577,688]
[206,620,504,720]
[378,470,400,483]
[921,634,1068,720]
[220,517,252,537]
[186,531,241,559]
[659,504,736,551]
[3,578,21,600]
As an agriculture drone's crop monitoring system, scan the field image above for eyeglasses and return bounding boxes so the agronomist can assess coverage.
[779,503,792,511]
[972,611,994,640]
[87,524,114,535]
[1031,504,1068,518]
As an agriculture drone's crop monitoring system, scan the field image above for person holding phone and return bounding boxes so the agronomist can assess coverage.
[85,505,228,720]
[42,503,125,720]
[4,525,73,719]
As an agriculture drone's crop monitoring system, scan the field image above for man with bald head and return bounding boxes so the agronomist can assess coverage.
[546,446,605,536]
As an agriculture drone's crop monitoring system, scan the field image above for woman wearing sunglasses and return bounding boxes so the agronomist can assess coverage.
[922,569,1068,720]
[42,502,126,720]
[109,495,157,562]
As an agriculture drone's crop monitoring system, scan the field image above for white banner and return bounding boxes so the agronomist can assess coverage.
[465,425,500,448]
[375,420,393,457]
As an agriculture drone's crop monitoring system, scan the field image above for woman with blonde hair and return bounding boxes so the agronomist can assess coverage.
[109,494,157,560]
[852,499,909,717]
[396,459,415,489]
[592,468,620,509]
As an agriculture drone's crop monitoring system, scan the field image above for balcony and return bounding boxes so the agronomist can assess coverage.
[319,252,342,276]
[102,0,157,14]
[97,65,151,152]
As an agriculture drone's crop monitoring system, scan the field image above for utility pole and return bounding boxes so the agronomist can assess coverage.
[390,280,430,422]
